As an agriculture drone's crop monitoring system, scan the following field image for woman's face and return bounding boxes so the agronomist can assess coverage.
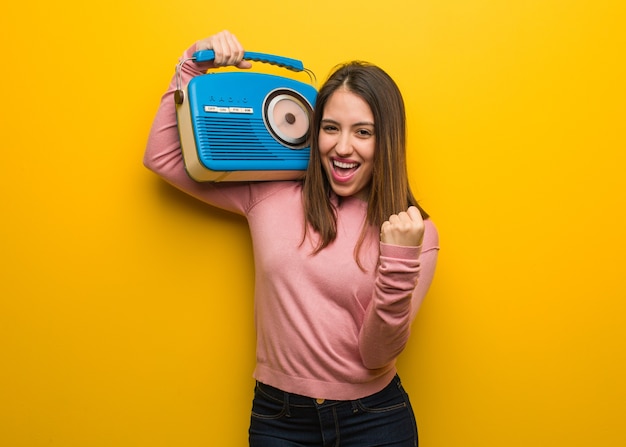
[318,88,376,201]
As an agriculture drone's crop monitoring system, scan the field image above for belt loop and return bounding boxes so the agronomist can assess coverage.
[351,400,359,414]
[284,391,291,418]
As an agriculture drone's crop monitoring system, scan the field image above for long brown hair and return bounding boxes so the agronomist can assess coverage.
[302,61,428,267]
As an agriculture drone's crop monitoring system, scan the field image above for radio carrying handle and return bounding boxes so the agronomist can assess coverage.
[175,50,314,105]
[193,50,305,72]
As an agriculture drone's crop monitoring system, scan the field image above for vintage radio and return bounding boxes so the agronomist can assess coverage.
[175,50,317,181]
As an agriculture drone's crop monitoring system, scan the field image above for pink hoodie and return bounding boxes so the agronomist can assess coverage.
[143,46,440,400]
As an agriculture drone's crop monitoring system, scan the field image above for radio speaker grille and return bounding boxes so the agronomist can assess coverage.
[196,116,309,161]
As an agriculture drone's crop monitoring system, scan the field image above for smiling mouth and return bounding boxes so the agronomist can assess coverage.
[332,159,360,177]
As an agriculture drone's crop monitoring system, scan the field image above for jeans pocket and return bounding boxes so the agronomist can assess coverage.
[355,381,408,414]
[251,384,288,420]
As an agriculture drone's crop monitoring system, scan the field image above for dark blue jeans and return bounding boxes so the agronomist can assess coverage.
[248,375,418,446]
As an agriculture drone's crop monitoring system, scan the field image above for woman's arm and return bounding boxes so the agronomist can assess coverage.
[358,217,439,369]
[143,31,254,212]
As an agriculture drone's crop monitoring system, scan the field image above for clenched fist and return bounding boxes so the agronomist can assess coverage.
[380,206,425,247]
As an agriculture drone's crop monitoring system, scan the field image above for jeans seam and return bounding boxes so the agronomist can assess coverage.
[251,385,288,420]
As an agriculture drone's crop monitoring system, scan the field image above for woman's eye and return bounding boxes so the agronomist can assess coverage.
[356,129,373,137]
[322,125,338,133]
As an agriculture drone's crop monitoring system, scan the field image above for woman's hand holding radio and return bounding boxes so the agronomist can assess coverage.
[380,206,425,247]
[195,30,252,70]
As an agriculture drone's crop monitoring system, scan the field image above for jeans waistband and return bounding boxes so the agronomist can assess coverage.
[255,375,400,407]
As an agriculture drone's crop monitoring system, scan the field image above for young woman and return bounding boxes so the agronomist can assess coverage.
[144,30,439,447]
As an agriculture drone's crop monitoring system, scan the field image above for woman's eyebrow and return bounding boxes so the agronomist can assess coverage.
[321,118,375,127]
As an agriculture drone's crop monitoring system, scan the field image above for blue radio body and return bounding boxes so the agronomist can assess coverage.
[175,51,317,181]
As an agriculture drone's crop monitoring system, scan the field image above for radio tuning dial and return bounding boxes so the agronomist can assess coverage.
[263,89,313,149]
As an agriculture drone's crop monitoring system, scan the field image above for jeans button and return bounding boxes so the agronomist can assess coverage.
[316,398,325,404]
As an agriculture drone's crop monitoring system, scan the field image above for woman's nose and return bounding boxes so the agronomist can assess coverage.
[334,135,353,156]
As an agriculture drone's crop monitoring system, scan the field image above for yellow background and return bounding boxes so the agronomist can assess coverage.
[1,0,625,446]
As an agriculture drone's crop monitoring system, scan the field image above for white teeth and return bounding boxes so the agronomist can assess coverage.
[333,160,358,169]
